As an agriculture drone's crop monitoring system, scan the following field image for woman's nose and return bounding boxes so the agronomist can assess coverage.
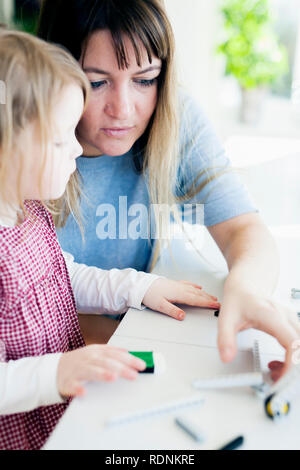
[104,88,133,120]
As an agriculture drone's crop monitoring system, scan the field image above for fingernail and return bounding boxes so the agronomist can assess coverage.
[75,386,86,397]
[178,312,185,320]
[210,303,220,309]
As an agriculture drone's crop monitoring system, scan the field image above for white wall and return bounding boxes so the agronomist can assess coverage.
[164,0,222,118]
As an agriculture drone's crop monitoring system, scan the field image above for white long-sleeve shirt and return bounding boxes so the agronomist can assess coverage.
[0,218,161,414]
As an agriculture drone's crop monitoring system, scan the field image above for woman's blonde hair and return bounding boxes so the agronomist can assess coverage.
[0,29,90,225]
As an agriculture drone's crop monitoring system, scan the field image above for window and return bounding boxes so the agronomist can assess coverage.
[271,0,300,98]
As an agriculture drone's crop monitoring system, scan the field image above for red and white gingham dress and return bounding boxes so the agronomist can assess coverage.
[0,201,85,450]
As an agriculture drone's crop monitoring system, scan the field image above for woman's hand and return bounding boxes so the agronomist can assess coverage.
[142,278,220,321]
[217,287,300,380]
[57,344,146,398]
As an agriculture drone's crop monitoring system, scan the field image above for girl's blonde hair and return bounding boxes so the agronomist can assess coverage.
[0,29,90,224]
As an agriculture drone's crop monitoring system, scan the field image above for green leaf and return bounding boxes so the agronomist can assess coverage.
[217,0,288,89]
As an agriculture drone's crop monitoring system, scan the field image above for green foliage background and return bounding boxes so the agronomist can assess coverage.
[218,0,288,89]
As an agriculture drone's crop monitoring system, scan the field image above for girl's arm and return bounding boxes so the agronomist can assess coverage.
[0,346,147,413]
[63,252,220,320]
[0,353,64,415]
[63,251,162,315]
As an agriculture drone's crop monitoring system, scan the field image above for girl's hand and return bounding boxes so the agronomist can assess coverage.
[142,278,220,321]
[57,344,146,398]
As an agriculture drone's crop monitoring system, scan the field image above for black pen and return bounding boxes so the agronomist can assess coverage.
[218,435,244,450]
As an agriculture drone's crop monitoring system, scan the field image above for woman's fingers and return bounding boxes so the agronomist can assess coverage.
[260,319,298,360]
[265,310,300,381]
[217,309,239,363]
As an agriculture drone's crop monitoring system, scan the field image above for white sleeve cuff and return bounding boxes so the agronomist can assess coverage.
[127,273,163,310]
[37,353,64,407]
[62,250,165,315]
[0,353,64,415]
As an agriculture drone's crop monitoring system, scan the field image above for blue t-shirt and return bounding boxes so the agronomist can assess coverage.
[57,95,256,272]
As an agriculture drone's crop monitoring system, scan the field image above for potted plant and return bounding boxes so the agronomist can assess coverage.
[217,0,288,123]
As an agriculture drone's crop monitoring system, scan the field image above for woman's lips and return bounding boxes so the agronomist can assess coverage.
[101,127,134,137]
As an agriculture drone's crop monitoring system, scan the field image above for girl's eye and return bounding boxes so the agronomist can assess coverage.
[54,142,65,148]
[134,78,157,87]
[90,80,106,89]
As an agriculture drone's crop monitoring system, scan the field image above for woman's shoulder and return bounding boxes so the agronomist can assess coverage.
[178,90,220,163]
[178,90,209,129]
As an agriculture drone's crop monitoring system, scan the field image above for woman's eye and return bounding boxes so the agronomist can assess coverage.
[134,78,157,87]
[54,142,65,148]
[90,80,106,89]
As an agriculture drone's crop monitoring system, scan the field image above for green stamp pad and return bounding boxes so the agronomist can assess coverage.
[130,351,154,373]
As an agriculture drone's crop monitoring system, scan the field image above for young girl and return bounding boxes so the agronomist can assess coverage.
[0,30,219,450]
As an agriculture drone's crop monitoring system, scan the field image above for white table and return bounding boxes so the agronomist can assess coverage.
[44,137,300,450]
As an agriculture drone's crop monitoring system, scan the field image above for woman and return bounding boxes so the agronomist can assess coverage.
[38,0,300,378]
